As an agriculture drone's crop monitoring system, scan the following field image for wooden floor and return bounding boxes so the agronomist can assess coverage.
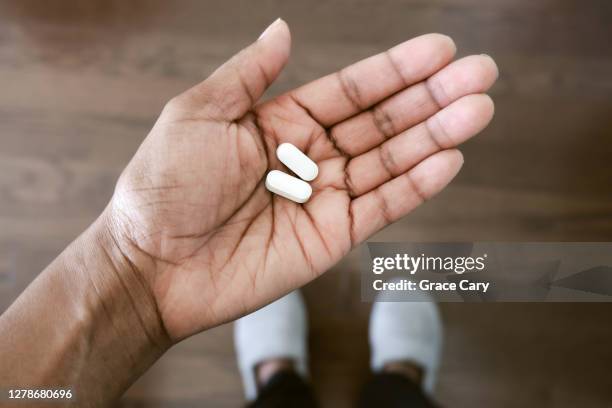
[1,1,611,407]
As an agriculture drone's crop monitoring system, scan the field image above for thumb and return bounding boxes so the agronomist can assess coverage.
[178,18,291,121]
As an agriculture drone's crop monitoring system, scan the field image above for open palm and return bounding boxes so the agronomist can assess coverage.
[109,20,498,340]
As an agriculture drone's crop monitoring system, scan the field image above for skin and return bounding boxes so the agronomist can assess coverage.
[0,19,498,406]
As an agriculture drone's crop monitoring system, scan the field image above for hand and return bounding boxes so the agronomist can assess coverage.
[108,19,498,340]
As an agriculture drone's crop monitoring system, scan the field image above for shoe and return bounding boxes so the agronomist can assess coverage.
[234,290,308,401]
[369,288,443,393]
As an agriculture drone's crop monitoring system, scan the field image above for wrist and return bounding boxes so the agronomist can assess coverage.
[49,210,172,400]
[0,209,171,404]
[70,211,172,397]
[84,208,172,350]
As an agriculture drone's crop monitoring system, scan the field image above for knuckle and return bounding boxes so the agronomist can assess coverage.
[164,96,185,112]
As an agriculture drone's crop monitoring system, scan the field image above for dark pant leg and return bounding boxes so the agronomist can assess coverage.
[248,371,318,408]
[358,373,438,408]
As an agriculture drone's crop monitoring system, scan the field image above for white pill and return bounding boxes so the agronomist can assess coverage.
[276,143,319,181]
[265,170,312,203]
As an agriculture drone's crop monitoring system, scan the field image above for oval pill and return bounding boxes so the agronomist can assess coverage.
[276,143,319,181]
[265,170,312,203]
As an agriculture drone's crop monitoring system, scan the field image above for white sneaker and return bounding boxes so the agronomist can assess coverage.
[369,288,443,394]
[234,291,308,401]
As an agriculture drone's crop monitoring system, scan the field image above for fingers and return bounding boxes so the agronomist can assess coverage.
[349,149,464,243]
[427,54,498,106]
[175,19,291,121]
[330,54,499,157]
[291,33,456,127]
[346,94,494,196]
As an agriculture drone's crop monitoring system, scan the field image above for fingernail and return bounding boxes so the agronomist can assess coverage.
[259,18,283,40]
